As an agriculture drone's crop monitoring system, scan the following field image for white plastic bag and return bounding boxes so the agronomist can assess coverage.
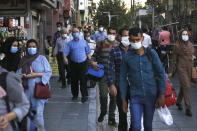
[157,106,173,126]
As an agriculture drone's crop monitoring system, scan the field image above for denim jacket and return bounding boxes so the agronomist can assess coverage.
[119,48,166,99]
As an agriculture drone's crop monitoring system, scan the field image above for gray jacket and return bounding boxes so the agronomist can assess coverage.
[0,72,30,131]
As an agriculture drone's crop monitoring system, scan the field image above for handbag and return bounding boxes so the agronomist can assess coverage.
[165,78,176,107]
[87,64,104,81]
[34,83,51,99]
[192,67,197,82]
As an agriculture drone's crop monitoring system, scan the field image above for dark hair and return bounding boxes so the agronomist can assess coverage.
[26,39,39,49]
[56,22,62,26]
[129,27,143,37]
[141,27,148,33]
[162,26,168,30]
[1,37,18,54]
[119,28,129,36]
[107,27,117,33]
[178,29,189,42]
[84,30,91,35]
[46,35,52,39]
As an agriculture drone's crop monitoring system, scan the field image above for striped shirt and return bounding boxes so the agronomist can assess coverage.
[92,39,119,73]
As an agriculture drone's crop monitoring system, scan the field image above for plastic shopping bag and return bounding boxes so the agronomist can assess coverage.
[157,106,173,126]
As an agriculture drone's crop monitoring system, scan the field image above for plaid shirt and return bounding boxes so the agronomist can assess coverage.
[107,45,127,87]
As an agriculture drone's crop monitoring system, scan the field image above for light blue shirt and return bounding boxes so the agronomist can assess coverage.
[94,31,107,42]
[17,55,52,110]
[64,39,91,63]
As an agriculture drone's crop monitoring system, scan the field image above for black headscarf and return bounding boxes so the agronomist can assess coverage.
[18,39,39,88]
[0,37,21,72]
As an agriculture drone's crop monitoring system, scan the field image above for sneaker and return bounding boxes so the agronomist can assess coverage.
[108,119,118,127]
[98,113,106,122]
[176,103,183,110]
[81,97,88,103]
[186,109,192,117]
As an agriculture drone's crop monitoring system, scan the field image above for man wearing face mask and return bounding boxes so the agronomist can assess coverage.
[52,22,62,57]
[107,28,132,131]
[93,25,107,42]
[55,28,71,88]
[63,28,91,103]
[91,27,119,127]
[120,27,166,131]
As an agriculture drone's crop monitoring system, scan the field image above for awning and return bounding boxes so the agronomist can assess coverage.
[0,0,28,16]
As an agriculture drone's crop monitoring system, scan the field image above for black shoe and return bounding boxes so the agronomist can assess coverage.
[98,113,106,122]
[61,84,67,88]
[72,96,78,100]
[186,109,192,117]
[108,119,118,127]
[81,97,88,103]
[176,103,183,110]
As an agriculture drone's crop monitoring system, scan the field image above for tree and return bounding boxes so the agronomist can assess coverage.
[145,0,166,15]
[93,0,130,29]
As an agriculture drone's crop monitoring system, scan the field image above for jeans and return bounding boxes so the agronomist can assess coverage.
[130,96,156,131]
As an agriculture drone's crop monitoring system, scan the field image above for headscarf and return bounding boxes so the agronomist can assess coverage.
[177,29,193,54]
[18,39,39,88]
[0,37,21,72]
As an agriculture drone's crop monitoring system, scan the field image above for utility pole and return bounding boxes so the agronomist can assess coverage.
[103,12,118,27]
[131,0,135,27]
[152,5,155,30]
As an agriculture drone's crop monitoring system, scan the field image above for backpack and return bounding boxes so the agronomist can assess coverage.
[147,48,176,107]
[0,72,39,131]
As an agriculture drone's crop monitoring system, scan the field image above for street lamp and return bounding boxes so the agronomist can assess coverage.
[102,12,118,27]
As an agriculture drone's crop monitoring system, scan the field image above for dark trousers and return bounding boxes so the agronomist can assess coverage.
[56,52,66,86]
[70,60,88,98]
[117,87,131,131]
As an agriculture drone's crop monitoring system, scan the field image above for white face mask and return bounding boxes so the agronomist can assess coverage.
[121,36,130,47]
[107,35,115,42]
[62,34,67,38]
[99,27,104,32]
[182,35,189,42]
[130,41,142,50]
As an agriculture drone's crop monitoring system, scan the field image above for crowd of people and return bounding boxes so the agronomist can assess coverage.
[0,20,195,131]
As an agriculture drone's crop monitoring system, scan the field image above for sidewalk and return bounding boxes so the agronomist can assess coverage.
[44,74,197,131]
[44,76,97,131]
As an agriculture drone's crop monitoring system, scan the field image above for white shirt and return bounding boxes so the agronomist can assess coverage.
[87,39,96,56]
[142,33,152,48]
[55,36,71,55]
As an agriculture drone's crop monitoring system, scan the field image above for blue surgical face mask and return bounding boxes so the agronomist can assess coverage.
[10,46,18,53]
[57,27,61,32]
[28,48,37,55]
[73,32,79,39]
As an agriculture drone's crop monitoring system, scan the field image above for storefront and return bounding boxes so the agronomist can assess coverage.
[0,0,29,48]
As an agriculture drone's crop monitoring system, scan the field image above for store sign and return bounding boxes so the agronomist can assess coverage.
[64,0,71,10]
[0,0,28,16]
[78,0,85,10]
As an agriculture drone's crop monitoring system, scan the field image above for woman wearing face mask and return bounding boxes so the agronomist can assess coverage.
[0,37,21,72]
[17,39,52,128]
[168,29,195,116]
